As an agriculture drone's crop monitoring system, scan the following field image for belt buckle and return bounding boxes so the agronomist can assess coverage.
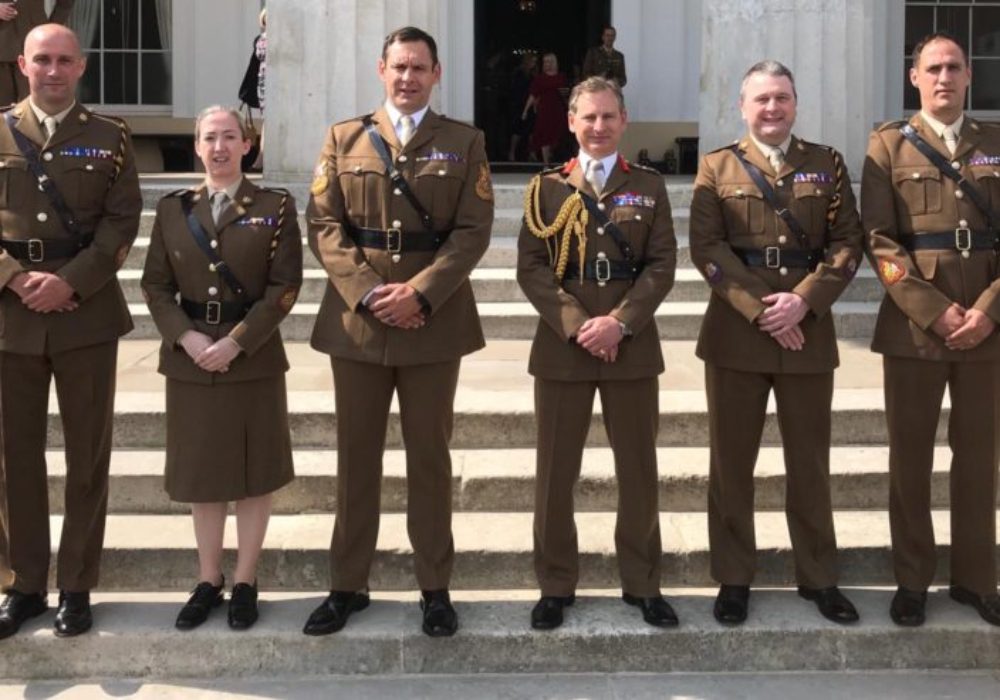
[386,227,402,254]
[955,227,972,251]
[205,300,222,325]
[595,253,611,287]
[27,238,44,263]
[764,246,781,269]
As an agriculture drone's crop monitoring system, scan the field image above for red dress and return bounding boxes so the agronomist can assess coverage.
[529,72,568,150]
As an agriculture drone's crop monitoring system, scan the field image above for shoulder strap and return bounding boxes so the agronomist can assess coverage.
[361,115,435,233]
[3,111,86,238]
[899,123,996,232]
[730,144,815,250]
[570,184,635,261]
[181,194,249,301]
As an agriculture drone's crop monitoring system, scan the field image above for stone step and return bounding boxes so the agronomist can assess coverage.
[38,511,999,590]
[116,267,886,305]
[43,446,952,515]
[1,589,997,679]
[51,387,915,450]
[120,300,880,342]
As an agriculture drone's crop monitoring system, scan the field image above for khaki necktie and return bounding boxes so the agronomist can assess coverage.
[43,116,58,141]
[769,147,784,175]
[586,159,606,196]
[211,192,229,226]
[399,115,415,146]
[943,127,959,156]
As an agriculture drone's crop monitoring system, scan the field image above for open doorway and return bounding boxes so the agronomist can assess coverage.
[474,0,612,167]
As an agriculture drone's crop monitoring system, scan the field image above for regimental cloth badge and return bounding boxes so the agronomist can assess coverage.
[114,244,130,269]
[310,162,330,196]
[476,162,494,202]
[879,259,906,285]
[611,192,656,208]
[278,287,298,312]
[704,261,723,285]
[793,172,833,184]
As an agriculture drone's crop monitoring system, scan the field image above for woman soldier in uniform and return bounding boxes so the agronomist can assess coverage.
[141,105,302,630]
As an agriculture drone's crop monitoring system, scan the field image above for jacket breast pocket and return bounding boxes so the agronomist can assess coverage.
[893,166,942,216]
[610,205,652,254]
[792,181,834,237]
[970,165,1000,211]
[66,159,117,210]
[0,155,32,209]
[717,183,767,234]
[414,160,467,226]
[338,157,384,225]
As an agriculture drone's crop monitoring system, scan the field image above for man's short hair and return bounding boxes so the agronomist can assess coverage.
[568,76,625,114]
[911,31,969,69]
[382,26,439,67]
[739,60,797,100]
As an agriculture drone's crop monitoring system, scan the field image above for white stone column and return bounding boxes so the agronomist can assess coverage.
[699,0,893,178]
[266,0,472,181]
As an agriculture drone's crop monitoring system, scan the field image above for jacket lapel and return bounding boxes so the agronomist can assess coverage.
[779,136,808,179]
[9,99,46,147]
[600,157,629,199]
[190,185,218,238]
[43,103,88,151]
[215,178,256,231]
[738,136,775,180]
[954,118,982,162]
[912,114,950,160]
[370,106,402,157]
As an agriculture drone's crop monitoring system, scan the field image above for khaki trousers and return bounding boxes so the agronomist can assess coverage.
[533,376,662,597]
[0,341,118,594]
[884,356,1000,596]
[706,364,839,588]
[329,357,460,591]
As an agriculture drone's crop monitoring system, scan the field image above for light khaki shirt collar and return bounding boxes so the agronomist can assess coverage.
[204,178,242,202]
[920,111,964,139]
[577,150,619,180]
[29,99,76,128]
[748,133,792,161]
[384,100,430,141]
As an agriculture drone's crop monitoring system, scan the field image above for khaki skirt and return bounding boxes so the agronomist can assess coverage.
[164,374,294,502]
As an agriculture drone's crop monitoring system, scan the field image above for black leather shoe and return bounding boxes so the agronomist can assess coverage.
[420,589,458,637]
[623,593,679,628]
[302,591,370,636]
[0,590,48,640]
[53,591,92,637]
[890,587,927,627]
[175,578,225,630]
[798,585,859,624]
[950,585,1000,626]
[713,584,750,625]
[530,594,575,630]
[228,582,259,630]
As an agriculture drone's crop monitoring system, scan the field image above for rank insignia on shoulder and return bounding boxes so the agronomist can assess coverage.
[475,162,493,202]
[235,216,277,227]
[704,261,723,285]
[310,162,330,196]
[416,148,465,163]
[611,192,655,208]
[278,287,298,312]
[879,259,906,285]
[793,172,833,184]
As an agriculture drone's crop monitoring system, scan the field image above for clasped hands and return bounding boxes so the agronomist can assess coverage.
[179,331,242,373]
[8,271,78,313]
[367,283,426,329]
[931,302,996,351]
[576,315,624,363]
[757,292,808,351]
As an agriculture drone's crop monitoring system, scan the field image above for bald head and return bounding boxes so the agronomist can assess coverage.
[19,24,86,113]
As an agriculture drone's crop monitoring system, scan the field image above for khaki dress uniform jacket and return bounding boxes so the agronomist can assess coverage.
[581,46,627,87]
[0,0,74,104]
[690,135,863,588]
[307,106,493,591]
[0,99,140,594]
[141,178,302,502]
[517,156,676,596]
[862,114,1000,596]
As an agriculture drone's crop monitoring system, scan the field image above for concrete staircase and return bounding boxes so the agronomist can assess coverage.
[4,175,999,681]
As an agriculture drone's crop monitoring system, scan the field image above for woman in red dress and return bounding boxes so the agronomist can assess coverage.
[522,52,568,165]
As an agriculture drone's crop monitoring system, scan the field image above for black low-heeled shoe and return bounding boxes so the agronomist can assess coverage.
[302,590,370,636]
[797,585,860,624]
[950,585,1000,626]
[0,589,48,640]
[713,584,750,625]
[530,594,575,630]
[228,582,259,630]
[420,589,458,637]
[890,587,927,627]
[623,592,679,628]
[54,590,92,637]
[175,578,225,630]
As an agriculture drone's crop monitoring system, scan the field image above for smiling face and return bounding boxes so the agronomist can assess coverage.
[911,37,970,124]
[739,72,797,147]
[568,88,627,159]
[378,39,441,115]
[195,110,250,184]
[19,25,86,114]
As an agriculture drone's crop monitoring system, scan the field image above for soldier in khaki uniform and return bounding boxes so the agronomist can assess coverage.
[862,32,1000,627]
[0,24,140,639]
[518,77,677,630]
[581,26,627,88]
[142,106,302,632]
[0,0,73,105]
[690,61,864,625]
[303,26,493,638]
